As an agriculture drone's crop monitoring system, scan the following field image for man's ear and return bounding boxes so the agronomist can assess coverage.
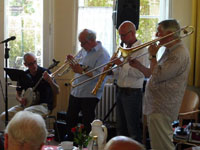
[39,143,44,150]
[24,62,28,67]
[4,134,8,150]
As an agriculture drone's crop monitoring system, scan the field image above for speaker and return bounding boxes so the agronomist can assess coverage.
[54,120,67,142]
[116,0,140,30]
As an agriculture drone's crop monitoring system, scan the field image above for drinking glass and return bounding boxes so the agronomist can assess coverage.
[44,129,55,150]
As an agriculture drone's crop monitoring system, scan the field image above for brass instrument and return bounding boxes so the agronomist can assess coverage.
[91,49,119,95]
[50,51,82,78]
[70,26,194,92]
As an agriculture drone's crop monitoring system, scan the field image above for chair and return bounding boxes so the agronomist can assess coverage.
[174,89,200,150]
[44,94,61,141]
[178,89,200,127]
[142,89,200,146]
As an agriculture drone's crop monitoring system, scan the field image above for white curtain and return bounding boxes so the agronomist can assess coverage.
[77,7,114,56]
[157,0,171,60]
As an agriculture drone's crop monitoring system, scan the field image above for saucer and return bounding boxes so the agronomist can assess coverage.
[57,146,75,150]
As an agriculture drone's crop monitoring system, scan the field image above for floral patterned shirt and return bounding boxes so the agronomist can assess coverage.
[143,41,191,121]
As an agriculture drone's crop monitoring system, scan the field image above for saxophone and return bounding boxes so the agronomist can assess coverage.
[91,48,119,95]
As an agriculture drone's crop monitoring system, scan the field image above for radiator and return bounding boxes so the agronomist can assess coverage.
[95,83,116,122]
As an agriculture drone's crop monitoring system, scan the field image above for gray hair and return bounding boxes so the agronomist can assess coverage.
[80,29,96,41]
[158,19,181,38]
[23,52,36,62]
[5,111,47,148]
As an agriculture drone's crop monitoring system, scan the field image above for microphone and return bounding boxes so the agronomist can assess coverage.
[0,36,16,44]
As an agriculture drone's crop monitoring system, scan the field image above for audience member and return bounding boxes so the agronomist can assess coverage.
[104,136,145,150]
[4,110,47,150]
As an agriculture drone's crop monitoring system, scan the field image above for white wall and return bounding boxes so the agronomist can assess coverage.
[171,0,192,47]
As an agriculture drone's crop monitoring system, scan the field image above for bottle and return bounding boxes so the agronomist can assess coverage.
[92,135,98,150]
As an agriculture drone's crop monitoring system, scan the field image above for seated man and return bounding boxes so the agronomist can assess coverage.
[0,52,60,121]
[104,136,145,150]
[4,111,47,150]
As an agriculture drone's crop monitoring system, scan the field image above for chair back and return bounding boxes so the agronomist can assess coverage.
[179,89,199,126]
[179,89,199,114]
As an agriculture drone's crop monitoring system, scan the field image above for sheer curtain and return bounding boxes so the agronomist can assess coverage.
[77,7,113,56]
[157,0,171,60]
[188,0,200,87]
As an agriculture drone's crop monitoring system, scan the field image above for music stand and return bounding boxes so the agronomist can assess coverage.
[4,68,27,82]
[3,68,27,124]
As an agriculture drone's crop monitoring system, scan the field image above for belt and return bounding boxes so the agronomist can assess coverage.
[117,87,142,94]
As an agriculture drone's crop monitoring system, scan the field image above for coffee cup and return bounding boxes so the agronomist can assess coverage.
[61,141,73,150]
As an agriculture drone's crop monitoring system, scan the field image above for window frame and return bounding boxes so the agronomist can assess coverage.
[0,0,54,78]
[0,0,54,109]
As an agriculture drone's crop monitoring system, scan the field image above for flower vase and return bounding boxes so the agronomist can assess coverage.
[78,145,83,150]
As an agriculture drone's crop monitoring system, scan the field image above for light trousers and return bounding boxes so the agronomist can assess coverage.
[147,113,175,150]
[0,103,48,121]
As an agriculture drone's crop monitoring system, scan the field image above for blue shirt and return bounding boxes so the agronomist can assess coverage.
[71,41,110,99]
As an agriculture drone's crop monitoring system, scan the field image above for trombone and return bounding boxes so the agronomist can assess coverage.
[70,25,194,91]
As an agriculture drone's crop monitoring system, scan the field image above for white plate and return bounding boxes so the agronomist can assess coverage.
[57,146,75,150]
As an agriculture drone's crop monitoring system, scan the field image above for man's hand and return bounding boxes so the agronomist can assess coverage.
[19,97,27,106]
[111,56,122,66]
[148,43,160,56]
[66,54,74,62]
[43,71,52,83]
[129,58,141,69]
[71,63,84,74]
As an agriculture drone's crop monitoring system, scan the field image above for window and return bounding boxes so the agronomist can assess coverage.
[77,0,114,56]
[77,0,170,56]
[1,0,53,70]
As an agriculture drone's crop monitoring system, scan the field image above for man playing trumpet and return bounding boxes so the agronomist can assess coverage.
[65,29,110,140]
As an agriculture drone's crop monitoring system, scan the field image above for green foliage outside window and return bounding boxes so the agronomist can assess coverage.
[7,0,160,69]
[82,0,160,45]
[7,0,41,69]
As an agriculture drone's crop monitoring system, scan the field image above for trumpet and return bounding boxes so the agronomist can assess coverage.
[50,51,82,78]
[70,26,194,92]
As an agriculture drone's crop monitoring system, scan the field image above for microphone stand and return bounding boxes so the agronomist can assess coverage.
[4,42,10,126]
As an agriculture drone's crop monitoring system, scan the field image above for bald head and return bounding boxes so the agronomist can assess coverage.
[118,21,136,34]
[104,136,145,150]
[118,21,137,47]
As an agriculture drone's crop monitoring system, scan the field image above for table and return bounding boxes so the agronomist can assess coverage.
[174,137,200,150]
[42,145,59,150]
[42,145,86,150]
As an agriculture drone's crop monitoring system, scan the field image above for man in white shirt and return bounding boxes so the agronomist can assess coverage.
[112,21,149,142]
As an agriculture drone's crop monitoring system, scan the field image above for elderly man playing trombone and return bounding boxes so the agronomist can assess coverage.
[65,29,110,140]
[111,21,149,142]
[129,19,191,150]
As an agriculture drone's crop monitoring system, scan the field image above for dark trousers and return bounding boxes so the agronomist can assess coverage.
[65,95,99,140]
[116,87,143,142]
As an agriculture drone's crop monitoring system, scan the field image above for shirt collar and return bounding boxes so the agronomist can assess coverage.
[167,41,182,52]
[87,41,101,53]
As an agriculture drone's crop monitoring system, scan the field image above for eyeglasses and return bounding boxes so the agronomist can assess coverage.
[80,40,88,46]
[120,30,132,38]
[26,60,37,67]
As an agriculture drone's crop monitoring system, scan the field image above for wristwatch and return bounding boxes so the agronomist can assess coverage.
[149,55,156,60]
